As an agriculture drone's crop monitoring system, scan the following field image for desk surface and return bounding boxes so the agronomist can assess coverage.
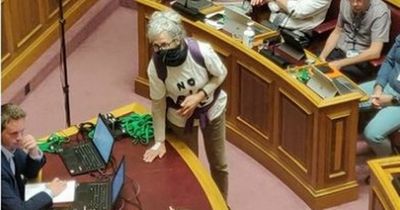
[40,103,228,210]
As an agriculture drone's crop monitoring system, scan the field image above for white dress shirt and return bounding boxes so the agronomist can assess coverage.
[269,0,331,31]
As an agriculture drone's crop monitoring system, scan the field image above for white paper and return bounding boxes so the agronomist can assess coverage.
[25,180,76,203]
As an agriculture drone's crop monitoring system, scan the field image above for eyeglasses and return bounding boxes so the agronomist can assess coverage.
[152,39,177,52]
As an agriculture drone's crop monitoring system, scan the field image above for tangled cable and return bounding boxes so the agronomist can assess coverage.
[38,133,68,153]
[118,113,154,145]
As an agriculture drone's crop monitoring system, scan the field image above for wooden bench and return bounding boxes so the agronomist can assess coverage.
[312,0,340,36]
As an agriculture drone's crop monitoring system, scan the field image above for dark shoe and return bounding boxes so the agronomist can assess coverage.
[364,175,370,185]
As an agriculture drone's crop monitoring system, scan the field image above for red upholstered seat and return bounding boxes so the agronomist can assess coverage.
[312,0,340,35]
[369,3,400,67]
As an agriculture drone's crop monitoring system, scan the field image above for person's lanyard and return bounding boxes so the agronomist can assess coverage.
[350,18,361,50]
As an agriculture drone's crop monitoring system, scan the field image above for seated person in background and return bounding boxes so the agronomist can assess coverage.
[1,103,66,210]
[250,0,332,32]
[359,34,400,157]
[319,0,391,83]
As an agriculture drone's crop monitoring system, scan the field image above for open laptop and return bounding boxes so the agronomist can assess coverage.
[223,7,267,38]
[307,65,338,99]
[59,114,115,175]
[72,157,126,210]
[277,29,306,61]
[307,65,363,99]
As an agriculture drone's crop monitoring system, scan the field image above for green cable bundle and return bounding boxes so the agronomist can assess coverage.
[38,133,66,153]
[118,113,154,145]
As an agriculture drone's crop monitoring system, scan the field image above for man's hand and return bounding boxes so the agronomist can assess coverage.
[143,142,166,163]
[328,60,344,70]
[22,135,40,157]
[46,178,67,197]
[176,92,205,118]
[250,0,269,6]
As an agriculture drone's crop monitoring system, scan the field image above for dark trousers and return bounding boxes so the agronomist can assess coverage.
[327,49,376,83]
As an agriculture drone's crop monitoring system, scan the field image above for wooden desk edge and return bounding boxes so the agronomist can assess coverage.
[39,102,228,210]
[367,156,400,209]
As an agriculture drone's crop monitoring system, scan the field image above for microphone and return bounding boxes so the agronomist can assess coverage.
[172,0,204,20]
[272,9,295,55]
[172,0,212,20]
[259,10,295,68]
[277,9,295,32]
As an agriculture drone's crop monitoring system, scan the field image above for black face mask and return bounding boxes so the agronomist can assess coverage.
[157,41,188,67]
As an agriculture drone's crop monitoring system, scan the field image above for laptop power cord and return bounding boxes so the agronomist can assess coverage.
[119,176,143,210]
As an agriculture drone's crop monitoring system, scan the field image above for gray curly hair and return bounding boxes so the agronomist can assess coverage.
[147,10,186,42]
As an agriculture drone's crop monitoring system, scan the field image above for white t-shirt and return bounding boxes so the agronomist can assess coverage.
[268,0,331,31]
[147,40,227,142]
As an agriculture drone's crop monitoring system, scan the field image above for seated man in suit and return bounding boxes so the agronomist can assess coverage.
[359,34,400,157]
[319,0,391,83]
[250,0,332,32]
[1,103,66,210]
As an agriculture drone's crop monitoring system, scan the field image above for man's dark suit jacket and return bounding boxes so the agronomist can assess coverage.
[1,149,52,210]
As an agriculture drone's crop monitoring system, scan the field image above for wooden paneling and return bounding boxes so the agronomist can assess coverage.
[323,108,356,186]
[9,0,42,49]
[328,117,348,179]
[279,93,313,175]
[1,0,97,90]
[371,190,385,210]
[1,1,11,63]
[238,64,271,144]
[46,0,74,21]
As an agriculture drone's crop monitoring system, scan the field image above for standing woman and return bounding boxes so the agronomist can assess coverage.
[143,10,229,200]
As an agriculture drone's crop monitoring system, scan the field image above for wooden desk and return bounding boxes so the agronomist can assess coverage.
[368,156,400,210]
[40,103,228,210]
[134,1,364,209]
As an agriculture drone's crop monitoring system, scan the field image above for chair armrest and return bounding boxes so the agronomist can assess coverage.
[369,56,385,68]
[313,20,337,35]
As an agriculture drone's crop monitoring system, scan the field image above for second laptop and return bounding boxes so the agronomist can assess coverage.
[59,114,115,175]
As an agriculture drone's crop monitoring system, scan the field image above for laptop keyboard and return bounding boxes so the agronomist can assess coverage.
[74,144,103,171]
[88,183,108,209]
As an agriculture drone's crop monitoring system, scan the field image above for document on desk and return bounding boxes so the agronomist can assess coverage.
[25,180,76,203]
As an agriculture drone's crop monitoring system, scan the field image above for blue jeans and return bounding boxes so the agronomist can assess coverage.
[359,81,400,156]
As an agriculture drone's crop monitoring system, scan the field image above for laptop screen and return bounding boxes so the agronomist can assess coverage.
[112,157,125,204]
[93,114,114,162]
[307,65,337,99]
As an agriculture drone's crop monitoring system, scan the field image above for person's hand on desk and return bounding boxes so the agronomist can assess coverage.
[46,177,67,197]
[328,60,344,70]
[143,141,166,163]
